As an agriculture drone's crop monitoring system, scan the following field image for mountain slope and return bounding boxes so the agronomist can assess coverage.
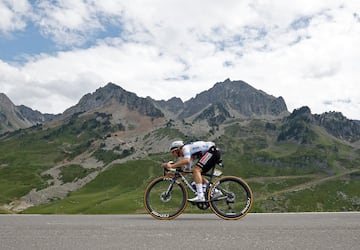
[0,80,359,214]
[17,109,360,214]
[0,93,55,134]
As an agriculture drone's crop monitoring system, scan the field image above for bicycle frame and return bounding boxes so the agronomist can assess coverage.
[163,163,223,202]
[144,161,253,220]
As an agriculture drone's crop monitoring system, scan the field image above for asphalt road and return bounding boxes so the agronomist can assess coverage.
[0,213,359,250]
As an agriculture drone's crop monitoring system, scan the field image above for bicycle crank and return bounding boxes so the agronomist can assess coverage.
[196,202,210,210]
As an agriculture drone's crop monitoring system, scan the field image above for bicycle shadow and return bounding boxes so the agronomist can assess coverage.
[126,214,223,221]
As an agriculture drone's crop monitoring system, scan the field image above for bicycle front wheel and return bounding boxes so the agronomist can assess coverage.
[209,176,253,220]
[144,176,188,220]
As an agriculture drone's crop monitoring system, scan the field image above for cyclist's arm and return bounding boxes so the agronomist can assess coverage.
[163,157,190,169]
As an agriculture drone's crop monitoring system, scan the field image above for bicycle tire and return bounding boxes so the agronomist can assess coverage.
[144,176,188,220]
[208,176,253,220]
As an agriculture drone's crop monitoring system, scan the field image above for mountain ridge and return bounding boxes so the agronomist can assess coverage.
[1,79,359,141]
[0,80,359,213]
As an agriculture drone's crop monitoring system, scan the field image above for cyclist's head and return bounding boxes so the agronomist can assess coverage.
[169,140,184,153]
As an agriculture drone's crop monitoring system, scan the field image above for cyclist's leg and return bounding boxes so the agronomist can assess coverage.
[189,147,220,202]
[188,166,204,201]
[192,166,203,183]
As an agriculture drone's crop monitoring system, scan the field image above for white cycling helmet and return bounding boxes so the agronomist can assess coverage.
[169,140,184,152]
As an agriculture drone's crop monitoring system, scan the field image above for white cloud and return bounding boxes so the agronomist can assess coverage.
[0,0,31,34]
[0,0,360,120]
[34,0,104,46]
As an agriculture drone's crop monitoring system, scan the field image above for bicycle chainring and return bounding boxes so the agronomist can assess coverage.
[196,202,210,210]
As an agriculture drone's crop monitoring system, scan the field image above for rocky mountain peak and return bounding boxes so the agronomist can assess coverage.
[63,82,164,119]
[314,111,360,142]
[0,93,55,133]
[0,93,14,109]
[278,106,360,143]
[178,79,288,120]
[152,96,184,115]
[288,106,314,123]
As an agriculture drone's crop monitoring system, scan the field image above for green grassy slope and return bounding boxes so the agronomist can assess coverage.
[1,115,359,214]
[24,159,158,214]
[0,127,65,204]
[0,112,114,205]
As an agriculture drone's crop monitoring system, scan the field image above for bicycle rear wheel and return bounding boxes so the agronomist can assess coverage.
[144,176,188,220]
[209,176,253,220]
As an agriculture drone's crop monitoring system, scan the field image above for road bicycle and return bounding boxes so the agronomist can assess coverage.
[143,161,253,220]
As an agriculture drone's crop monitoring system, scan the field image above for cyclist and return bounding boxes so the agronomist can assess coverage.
[162,140,221,202]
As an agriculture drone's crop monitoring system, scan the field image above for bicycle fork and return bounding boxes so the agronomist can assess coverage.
[162,176,191,201]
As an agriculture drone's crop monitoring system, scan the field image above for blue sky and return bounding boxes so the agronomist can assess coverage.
[1,0,360,120]
[0,22,53,62]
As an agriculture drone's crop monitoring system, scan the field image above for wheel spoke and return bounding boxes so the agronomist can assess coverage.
[144,177,187,220]
[209,176,253,220]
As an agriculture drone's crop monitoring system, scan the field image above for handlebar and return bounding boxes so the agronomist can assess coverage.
[161,159,224,176]
[162,160,176,175]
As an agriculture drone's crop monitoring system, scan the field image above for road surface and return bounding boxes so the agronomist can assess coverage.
[0,213,359,250]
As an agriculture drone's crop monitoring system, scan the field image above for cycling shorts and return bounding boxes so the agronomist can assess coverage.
[196,146,221,173]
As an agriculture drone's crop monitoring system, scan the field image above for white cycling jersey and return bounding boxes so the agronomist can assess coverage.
[181,141,215,170]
